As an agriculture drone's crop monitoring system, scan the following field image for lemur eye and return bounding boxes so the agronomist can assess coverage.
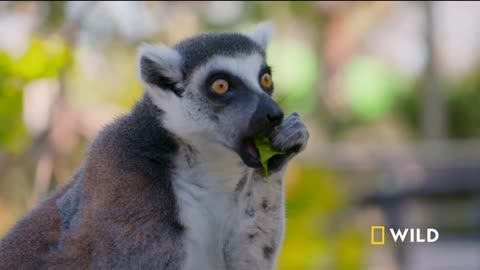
[260,73,273,89]
[211,79,229,94]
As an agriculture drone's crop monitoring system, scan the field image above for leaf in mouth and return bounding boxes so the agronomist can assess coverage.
[254,136,285,177]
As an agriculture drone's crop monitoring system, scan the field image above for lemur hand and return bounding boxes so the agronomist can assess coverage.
[267,112,309,174]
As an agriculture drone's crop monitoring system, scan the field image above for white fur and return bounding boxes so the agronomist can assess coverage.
[137,43,184,89]
[171,136,286,270]
[172,136,243,270]
[249,21,274,50]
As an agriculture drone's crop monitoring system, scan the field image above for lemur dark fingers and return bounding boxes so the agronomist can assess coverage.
[267,113,309,174]
[270,112,309,155]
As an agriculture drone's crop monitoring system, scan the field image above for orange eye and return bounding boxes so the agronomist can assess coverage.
[211,79,229,94]
[260,73,273,88]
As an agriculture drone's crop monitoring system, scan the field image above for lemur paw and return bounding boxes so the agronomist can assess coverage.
[267,113,309,174]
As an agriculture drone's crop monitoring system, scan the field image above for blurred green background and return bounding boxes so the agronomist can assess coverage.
[1,2,480,270]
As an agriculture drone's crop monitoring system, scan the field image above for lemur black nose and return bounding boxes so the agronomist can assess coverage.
[267,110,284,126]
[249,95,285,135]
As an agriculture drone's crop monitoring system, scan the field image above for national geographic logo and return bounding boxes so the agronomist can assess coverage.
[371,226,439,245]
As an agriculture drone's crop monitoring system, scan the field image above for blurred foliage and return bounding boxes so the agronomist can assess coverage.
[0,53,26,154]
[267,39,319,116]
[14,37,70,80]
[394,69,480,139]
[448,69,480,138]
[343,55,411,121]
[0,37,70,154]
[280,165,366,269]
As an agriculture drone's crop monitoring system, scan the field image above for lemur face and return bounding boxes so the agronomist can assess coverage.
[138,22,283,168]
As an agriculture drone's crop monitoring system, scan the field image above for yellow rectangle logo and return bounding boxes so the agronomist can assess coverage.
[371,226,385,245]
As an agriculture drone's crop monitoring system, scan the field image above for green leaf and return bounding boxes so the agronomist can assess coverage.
[254,136,285,177]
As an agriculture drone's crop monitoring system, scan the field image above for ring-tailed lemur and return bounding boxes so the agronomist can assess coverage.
[0,22,309,270]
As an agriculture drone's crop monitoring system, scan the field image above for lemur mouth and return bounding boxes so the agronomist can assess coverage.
[246,141,260,160]
[237,139,262,168]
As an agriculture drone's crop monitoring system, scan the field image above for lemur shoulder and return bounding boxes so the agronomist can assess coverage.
[0,22,309,270]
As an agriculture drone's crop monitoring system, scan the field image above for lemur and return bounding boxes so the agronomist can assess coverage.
[0,22,309,270]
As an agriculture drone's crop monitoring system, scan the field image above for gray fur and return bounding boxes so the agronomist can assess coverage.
[268,112,310,174]
[175,32,264,77]
[249,21,274,50]
[0,95,186,269]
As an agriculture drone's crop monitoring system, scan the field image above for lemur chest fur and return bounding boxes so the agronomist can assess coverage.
[172,141,285,270]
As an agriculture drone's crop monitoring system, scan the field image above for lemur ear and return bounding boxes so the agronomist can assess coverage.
[137,43,183,96]
[248,21,274,51]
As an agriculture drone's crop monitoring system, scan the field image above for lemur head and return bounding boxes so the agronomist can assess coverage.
[137,22,283,168]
